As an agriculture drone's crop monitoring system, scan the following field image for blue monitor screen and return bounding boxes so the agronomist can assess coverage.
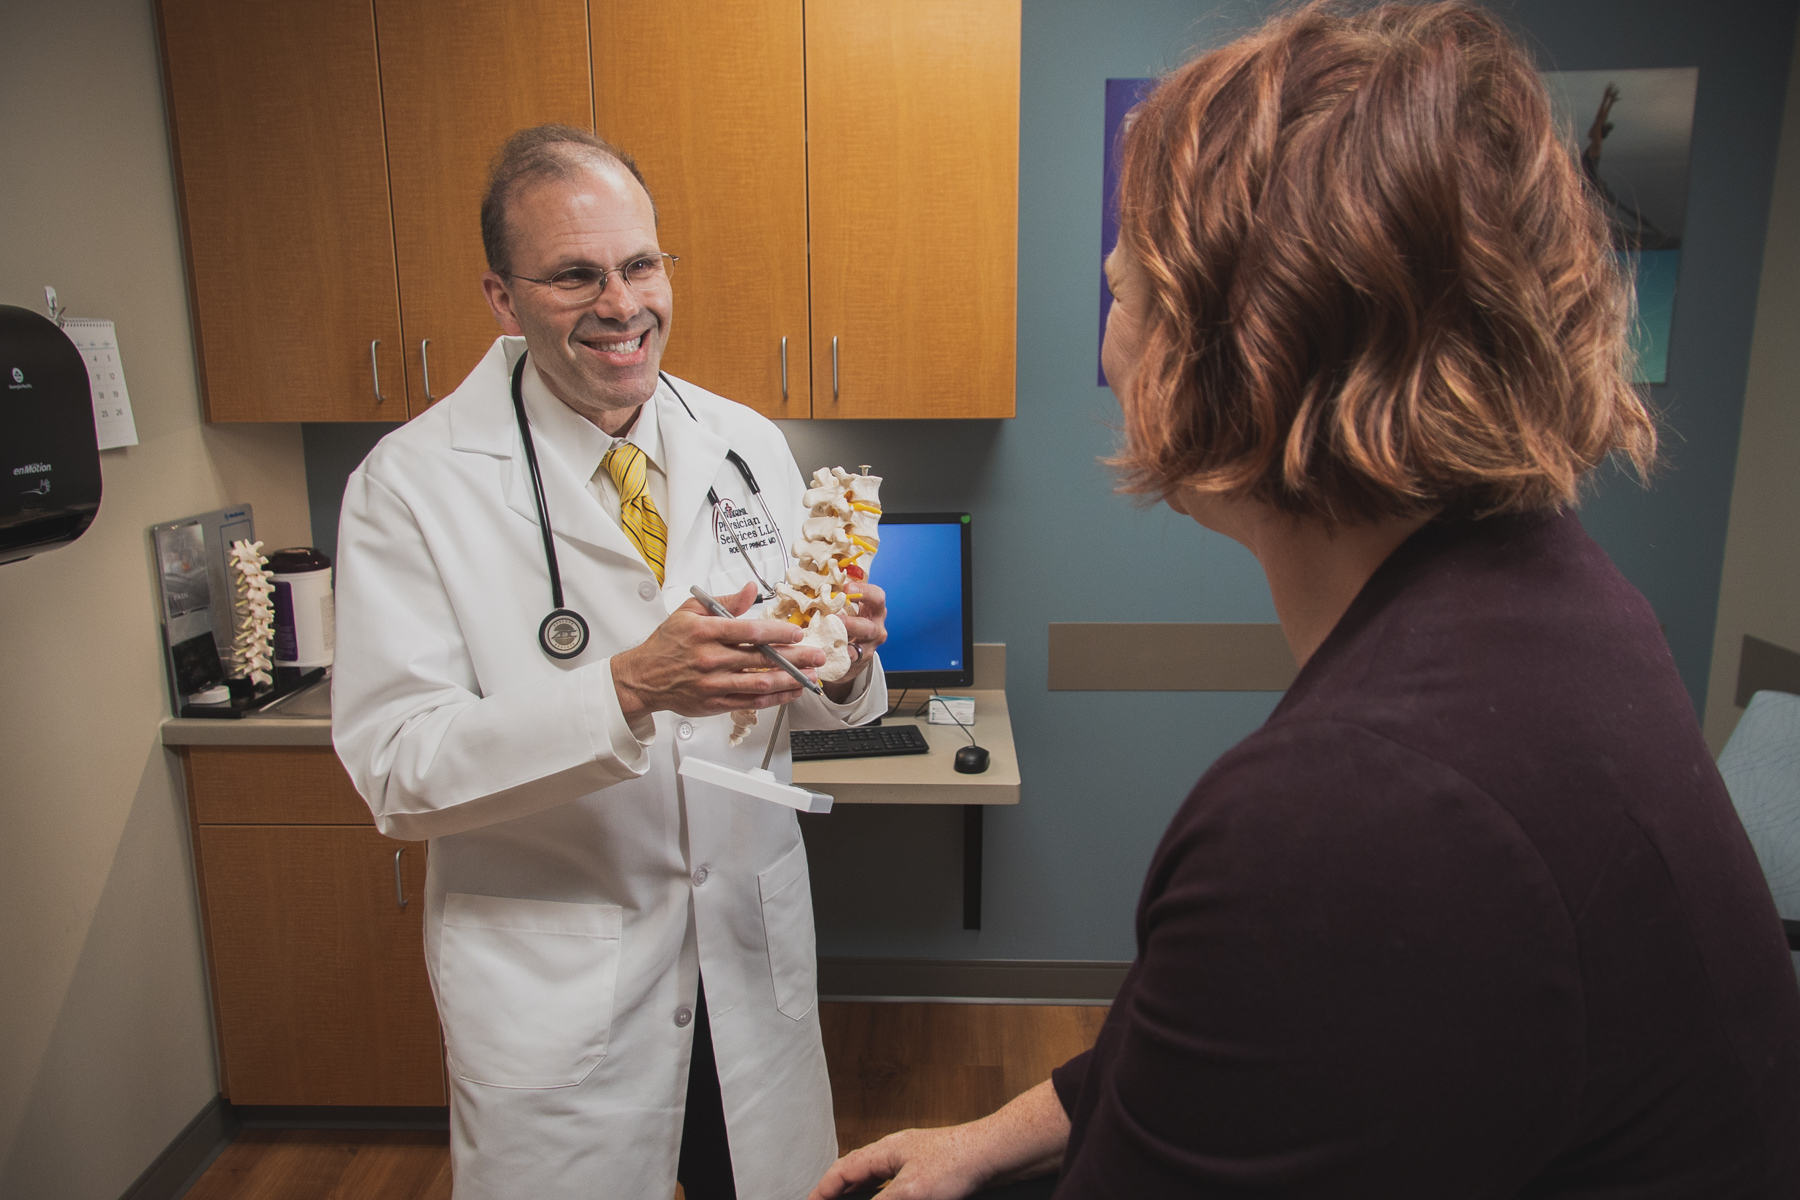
[867,519,967,679]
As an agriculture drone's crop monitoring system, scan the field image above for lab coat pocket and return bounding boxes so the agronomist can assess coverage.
[438,892,622,1089]
[757,841,818,1020]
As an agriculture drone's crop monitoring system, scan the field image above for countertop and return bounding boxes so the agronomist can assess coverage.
[792,687,1018,804]
[161,677,334,746]
[162,646,1020,805]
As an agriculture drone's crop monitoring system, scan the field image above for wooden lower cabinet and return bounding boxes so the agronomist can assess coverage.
[184,746,445,1106]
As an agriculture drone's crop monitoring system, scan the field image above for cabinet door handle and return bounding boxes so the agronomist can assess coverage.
[393,847,409,909]
[832,336,840,400]
[420,338,435,403]
[370,340,388,405]
[780,336,788,400]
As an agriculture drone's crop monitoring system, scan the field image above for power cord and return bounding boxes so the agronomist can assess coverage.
[886,687,982,760]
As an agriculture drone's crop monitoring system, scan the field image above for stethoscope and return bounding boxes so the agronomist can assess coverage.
[510,352,789,660]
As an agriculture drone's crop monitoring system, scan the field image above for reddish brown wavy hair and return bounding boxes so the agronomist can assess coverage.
[1110,1,1656,521]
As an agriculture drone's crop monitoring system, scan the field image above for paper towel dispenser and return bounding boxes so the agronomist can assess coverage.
[1,304,102,564]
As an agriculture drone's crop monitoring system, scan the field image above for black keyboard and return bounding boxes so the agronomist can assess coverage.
[790,724,930,761]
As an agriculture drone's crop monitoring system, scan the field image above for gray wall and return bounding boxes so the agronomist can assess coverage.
[303,0,1800,963]
[1521,0,1799,715]
[0,1,315,1195]
[1703,17,1800,755]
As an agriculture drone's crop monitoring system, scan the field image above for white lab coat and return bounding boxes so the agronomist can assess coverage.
[332,336,884,1200]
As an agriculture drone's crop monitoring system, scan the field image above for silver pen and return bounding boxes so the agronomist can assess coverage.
[688,585,826,696]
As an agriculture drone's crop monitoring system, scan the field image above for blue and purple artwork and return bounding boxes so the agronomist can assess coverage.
[1098,78,1156,388]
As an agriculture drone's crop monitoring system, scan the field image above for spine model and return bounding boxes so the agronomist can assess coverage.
[729,466,882,746]
[229,538,276,687]
[776,466,883,678]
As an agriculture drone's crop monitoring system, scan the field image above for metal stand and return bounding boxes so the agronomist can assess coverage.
[962,805,984,930]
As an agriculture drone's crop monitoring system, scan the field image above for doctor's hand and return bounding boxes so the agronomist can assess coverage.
[825,580,888,704]
[611,583,825,720]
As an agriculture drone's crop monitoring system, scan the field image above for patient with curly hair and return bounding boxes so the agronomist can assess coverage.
[810,4,1800,1198]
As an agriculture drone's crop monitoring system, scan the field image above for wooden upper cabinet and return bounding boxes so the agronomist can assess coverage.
[162,0,1019,422]
[376,0,594,415]
[159,0,406,422]
[592,0,813,420]
[807,0,1020,419]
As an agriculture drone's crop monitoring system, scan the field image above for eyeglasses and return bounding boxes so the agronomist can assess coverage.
[506,253,678,306]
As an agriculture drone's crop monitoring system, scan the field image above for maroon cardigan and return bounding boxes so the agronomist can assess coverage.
[1051,510,1800,1198]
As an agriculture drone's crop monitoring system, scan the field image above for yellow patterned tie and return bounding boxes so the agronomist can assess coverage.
[601,441,667,584]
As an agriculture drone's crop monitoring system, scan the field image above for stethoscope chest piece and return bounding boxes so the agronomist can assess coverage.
[539,608,590,660]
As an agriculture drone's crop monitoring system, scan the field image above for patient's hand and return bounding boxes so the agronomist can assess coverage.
[808,1080,1069,1200]
[810,1125,990,1200]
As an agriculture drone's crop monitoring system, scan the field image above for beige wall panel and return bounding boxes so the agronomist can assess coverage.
[377,0,594,415]
[593,0,812,419]
[1049,623,1297,691]
[0,0,312,1194]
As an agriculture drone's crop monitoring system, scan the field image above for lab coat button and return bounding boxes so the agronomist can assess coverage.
[678,722,694,740]
[675,1007,693,1028]
[692,866,709,886]
[638,580,657,601]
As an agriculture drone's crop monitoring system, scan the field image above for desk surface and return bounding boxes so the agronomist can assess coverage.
[161,646,1021,808]
[792,688,1019,805]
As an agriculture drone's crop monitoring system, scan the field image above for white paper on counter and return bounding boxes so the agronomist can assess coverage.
[62,318,138,449]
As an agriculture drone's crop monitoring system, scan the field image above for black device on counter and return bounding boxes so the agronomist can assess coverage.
[954,743,990,773]
[0,305,102,565]
[177,665,325,719]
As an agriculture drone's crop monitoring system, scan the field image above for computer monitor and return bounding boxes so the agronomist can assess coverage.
[867,512,973,690]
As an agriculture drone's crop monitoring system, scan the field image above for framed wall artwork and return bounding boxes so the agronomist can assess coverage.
[1099,68,1697,387]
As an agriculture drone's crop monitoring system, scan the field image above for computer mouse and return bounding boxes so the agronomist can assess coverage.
[954,744,990,774]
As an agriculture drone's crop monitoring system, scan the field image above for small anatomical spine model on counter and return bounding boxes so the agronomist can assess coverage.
[229,538,276,687]
[730,466,882,746]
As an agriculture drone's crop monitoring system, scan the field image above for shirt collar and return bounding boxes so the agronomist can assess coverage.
[519,363,663,485]
[622,385,663,472]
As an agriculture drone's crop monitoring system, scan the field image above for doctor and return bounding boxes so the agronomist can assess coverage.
[332,124,889,1200]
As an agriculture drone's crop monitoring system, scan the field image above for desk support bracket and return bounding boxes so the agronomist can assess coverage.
[963,806,983,930]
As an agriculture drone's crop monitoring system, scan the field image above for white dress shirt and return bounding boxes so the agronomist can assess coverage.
[520,364,670,525]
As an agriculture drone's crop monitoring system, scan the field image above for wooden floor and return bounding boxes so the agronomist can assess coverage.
[821,1001,1105,1153]
[184,1130,451,1200]
[182,1003,1106,1200]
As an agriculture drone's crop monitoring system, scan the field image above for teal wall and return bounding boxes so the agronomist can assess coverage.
[1626,249,1681,384]
[305,0,1799,963]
